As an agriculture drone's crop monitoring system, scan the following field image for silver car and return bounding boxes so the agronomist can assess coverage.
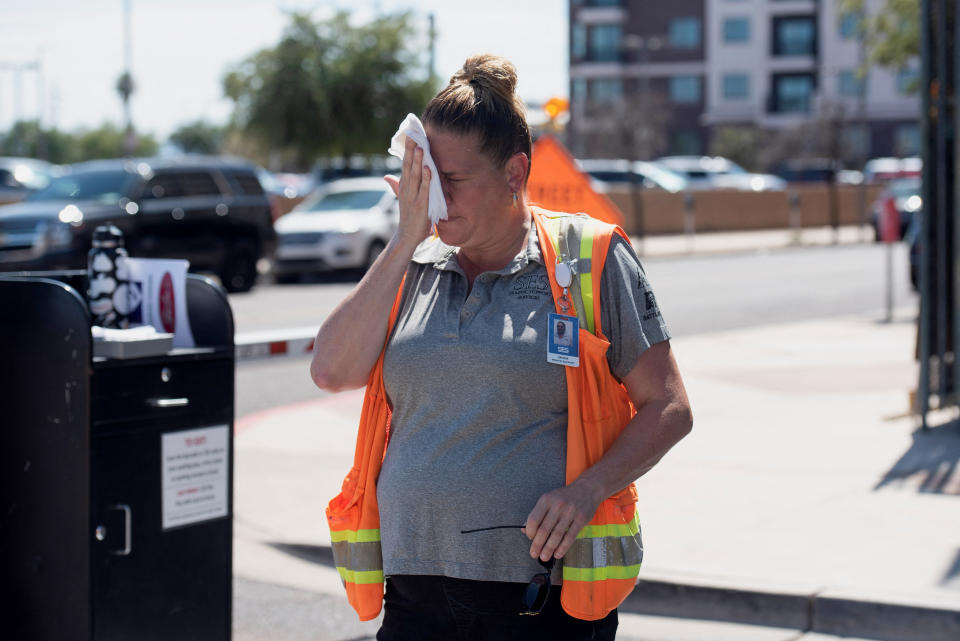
[575,158,689,193]
[272,177,398,281]
[656,155,787,191]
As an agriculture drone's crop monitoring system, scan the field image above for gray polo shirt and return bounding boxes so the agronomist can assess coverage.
[378,224,670,584]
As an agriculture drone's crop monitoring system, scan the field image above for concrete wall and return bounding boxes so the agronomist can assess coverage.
[605,184,883,235]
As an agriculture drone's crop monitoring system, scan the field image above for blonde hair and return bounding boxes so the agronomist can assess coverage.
[422,54,532,178]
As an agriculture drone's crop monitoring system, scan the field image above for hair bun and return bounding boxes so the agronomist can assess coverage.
[450,54,518,104]
[422,53,531,173]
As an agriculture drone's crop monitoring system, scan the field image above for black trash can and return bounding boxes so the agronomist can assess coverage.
[1,270,234,641]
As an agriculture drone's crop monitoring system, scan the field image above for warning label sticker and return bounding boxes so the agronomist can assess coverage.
[162,425,229,530]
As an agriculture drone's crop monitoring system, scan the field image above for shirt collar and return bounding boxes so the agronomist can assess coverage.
[411,221,545,274]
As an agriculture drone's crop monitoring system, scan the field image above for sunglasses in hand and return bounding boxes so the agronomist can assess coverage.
[461,524,557,616]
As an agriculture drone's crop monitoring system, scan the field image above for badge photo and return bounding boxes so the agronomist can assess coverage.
[547,312,579,367]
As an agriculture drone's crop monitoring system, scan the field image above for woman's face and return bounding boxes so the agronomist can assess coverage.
[425,126,523,252]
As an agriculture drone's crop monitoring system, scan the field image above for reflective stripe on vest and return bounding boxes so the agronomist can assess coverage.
[541,214,597,334]
[562,509,643,582]
[331,528,384,584]
[578,225,596,334]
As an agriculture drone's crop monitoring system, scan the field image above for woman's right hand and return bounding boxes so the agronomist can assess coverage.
[384,135,433,250]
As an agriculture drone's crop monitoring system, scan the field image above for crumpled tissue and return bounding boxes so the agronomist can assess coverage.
[388,113,448,225]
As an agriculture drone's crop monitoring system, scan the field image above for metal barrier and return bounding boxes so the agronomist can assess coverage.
[235,327,316,362]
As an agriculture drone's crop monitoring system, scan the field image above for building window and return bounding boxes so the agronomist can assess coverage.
[588,24,622,62]
[841,125,871,158]
[670,75,702,103]
[572,78,587,102]
[670,129,702,155]
[772,73,815,113]
[838,12,861,39]
[838,70,865,97]
[773,16,816,56]
[670,17,701,48]
[723,73,750,99]
[724,17,750,43]
[897,67,920,94]
[895,123,921,156]
[572,24,587,59]
[591,78,623,103]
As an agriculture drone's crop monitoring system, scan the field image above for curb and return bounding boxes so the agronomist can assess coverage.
[623,578,960,641]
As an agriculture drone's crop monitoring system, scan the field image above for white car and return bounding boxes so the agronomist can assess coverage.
[272,177,398,281]
[656,155,786,191]
[576,158,689,193]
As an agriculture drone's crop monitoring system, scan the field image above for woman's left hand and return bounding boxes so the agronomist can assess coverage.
[523,479,604,562]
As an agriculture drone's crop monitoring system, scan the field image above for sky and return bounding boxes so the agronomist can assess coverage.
[0,0,568,140]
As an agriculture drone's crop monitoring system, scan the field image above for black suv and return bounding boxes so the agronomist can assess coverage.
[0,156,276,292]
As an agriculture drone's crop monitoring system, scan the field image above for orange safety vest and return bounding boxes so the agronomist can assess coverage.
[326,208,643,622]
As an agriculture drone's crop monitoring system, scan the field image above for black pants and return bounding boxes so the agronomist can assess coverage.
[376,575,618,641]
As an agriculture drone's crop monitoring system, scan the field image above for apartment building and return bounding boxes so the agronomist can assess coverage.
[567,0,921,164]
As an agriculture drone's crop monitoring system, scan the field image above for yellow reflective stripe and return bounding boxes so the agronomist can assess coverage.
[337,567,385,585]
[578,224,595,334]
[576,511,640,539]
[562,564,642,582]
[330,528,381,543]
[544,218,561,255]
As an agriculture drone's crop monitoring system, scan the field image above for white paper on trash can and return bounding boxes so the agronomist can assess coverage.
[123,257,195,348]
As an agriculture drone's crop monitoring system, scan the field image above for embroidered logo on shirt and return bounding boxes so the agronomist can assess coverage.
[642,290,661,321]
[510,273,550,300]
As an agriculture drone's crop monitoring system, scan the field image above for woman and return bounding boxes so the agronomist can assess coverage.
[312,54,692,641]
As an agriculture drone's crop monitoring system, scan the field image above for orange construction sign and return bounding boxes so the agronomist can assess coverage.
[527,135,625,227]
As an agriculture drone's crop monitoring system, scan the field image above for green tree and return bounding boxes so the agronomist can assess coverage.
[75,123,158,160]
[223,10,436,168]
[840,0,920,85]
[1,120,76,163]
[709,126,767,172]
[1,121,158,163]
[169,120,227,154]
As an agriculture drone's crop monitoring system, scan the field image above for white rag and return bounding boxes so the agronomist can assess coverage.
[388,113,448,224]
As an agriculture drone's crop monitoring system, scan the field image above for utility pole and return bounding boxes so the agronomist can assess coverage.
[856,6,869,241]
[428,13,437,84]
[0,59,42,155]
[117,0,136,157]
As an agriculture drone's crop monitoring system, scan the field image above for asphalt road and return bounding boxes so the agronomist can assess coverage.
[233,242,917,417]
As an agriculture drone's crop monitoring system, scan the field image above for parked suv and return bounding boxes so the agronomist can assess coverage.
[0,156,276,292]
[272,177,398,281]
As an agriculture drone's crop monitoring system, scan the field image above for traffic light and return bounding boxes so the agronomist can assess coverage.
[543,97,569,120]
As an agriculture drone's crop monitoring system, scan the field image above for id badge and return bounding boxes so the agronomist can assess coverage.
[547,312,579,367]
